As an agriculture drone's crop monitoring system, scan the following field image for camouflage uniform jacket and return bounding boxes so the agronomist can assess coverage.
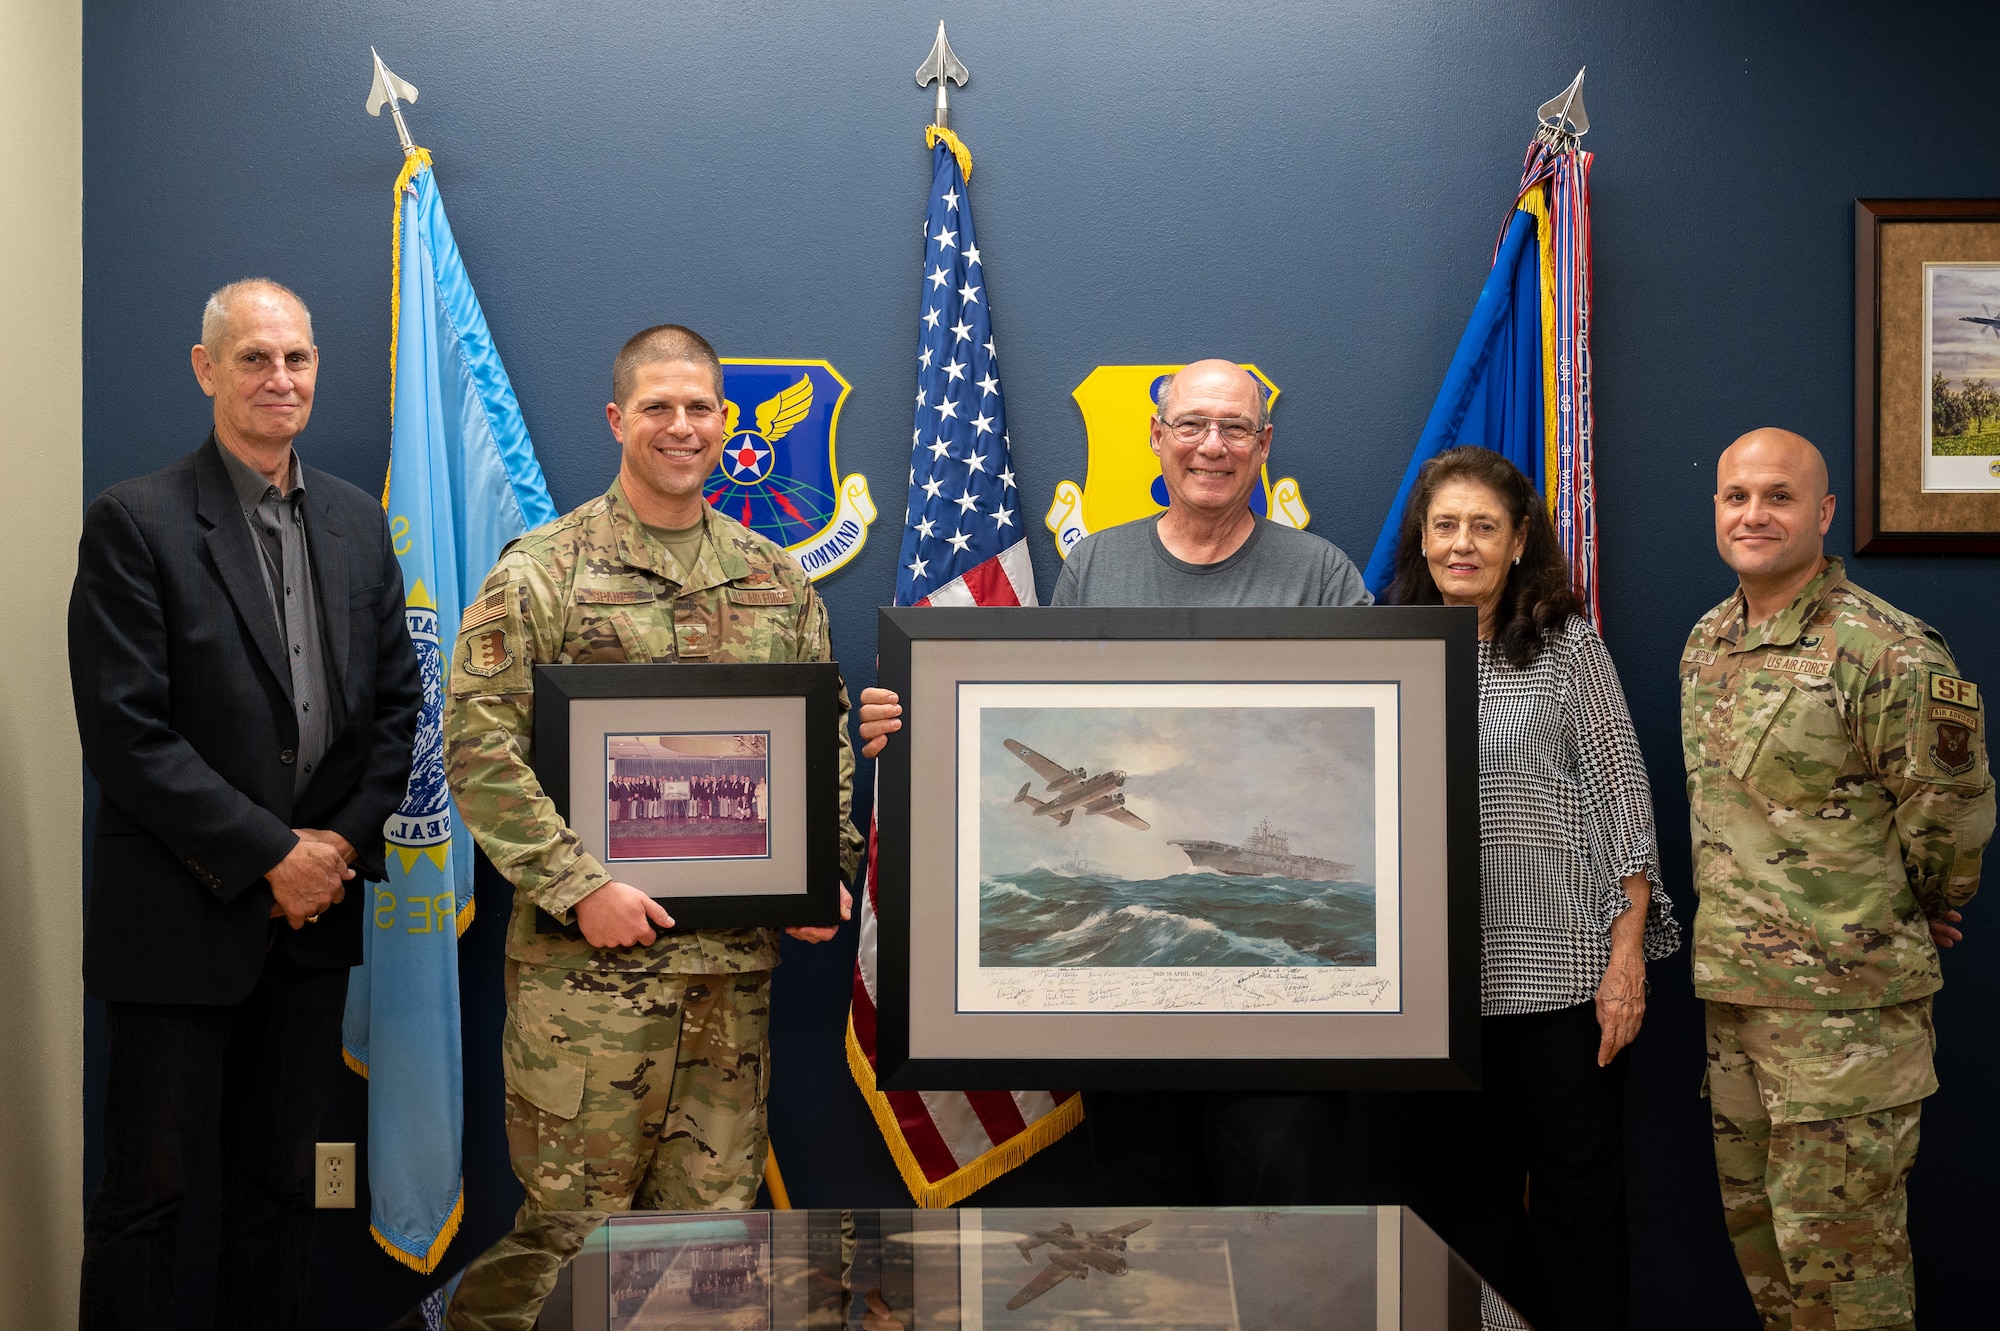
[1680,558,1993,1008]
[444,480,863,974]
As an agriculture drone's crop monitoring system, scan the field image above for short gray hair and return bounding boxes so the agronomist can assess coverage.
[201,278,313,353]
[1153,366,1271,429]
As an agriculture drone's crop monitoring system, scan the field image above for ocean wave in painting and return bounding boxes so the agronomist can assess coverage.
[979,867,1375,968]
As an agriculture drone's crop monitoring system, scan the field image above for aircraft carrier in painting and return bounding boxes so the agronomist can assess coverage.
[1169,818,1353,882]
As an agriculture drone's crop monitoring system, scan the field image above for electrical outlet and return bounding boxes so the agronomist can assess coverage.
[315,1142,356,1209]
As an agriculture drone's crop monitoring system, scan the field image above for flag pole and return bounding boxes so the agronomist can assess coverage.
[1534,67,1588,153]
[914,21,968,129]
[366,46,422,158]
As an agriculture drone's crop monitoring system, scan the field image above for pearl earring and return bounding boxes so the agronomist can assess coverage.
[1512,556,1521,565]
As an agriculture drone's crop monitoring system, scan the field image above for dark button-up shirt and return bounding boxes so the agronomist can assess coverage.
[217,443,334,795]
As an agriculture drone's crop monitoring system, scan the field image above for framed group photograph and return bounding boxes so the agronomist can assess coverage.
[871,606,1481,1092]
[1854,197,2000,553]
[531,662,846,931]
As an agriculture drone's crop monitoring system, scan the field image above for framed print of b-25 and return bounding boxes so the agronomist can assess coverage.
[872,606,1480,1092]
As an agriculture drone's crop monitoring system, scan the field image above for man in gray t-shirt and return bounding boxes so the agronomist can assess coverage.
[860,358,1368,1205]
[1053,507,1371,607]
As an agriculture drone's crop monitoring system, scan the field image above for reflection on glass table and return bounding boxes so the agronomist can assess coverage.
[532,1205,1523,1330]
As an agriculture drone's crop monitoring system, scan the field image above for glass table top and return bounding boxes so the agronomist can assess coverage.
[535,1206,1511,1330]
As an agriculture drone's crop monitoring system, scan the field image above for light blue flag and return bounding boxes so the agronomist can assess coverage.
[1361,206,1544,597]
[343,147,557,1273]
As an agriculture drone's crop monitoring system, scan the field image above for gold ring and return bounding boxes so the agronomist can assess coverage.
[307,913,321,924]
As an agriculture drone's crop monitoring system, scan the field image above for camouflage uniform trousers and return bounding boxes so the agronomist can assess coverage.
[445,960,772,1331]
[1705,998,1936,1331]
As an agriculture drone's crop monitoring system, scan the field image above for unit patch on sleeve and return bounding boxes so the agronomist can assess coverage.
[1930,720,1977,778]
[1917,671,1985,782]
[462,628,513,678]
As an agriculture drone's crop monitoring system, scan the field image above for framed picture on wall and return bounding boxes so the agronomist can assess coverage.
[529,662,847,931]
[1855,198,2000,553]
[870,605,1481,1092]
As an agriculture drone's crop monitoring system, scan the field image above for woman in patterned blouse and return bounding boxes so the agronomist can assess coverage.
[1384,447,1681,1331]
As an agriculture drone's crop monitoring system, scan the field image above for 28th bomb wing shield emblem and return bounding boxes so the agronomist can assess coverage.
[1045,364,1311,557]
[711,359,876,580]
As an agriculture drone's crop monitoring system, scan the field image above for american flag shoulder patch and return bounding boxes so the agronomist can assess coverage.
[461,590,508,633]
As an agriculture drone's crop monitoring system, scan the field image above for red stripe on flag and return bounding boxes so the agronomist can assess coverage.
[887,1085,967,1183]
[958,553,1022,606]
[851,978,964,1184]
[964,1090,1031,1144]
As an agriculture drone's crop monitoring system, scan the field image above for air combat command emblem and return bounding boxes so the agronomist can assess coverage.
[711,359,876,580]
[1044,363,1312,557]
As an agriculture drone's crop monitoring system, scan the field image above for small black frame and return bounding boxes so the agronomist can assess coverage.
[531,661,846,932]
[873,605,1481,1093]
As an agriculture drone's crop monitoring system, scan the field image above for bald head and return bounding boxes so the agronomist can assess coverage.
[1713,427,1836,612]
[1718,427,1829,501]
[201,278,312,355]
[1157,359,1269,429]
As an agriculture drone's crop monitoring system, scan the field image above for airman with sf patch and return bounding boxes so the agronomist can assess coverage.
[441,326,862,1331]
[1683,429,1993,1330]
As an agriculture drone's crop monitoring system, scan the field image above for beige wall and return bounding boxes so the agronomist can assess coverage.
[0,0,83,1326]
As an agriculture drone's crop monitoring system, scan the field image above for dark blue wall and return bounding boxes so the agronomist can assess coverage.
[83,1,2000,1327]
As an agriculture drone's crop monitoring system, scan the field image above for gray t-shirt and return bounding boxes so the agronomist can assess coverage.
[1051,515,1373,607]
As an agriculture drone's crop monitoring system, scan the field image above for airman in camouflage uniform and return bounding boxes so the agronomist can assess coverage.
[442,327,863,1331]
[1683,430,1993,1331]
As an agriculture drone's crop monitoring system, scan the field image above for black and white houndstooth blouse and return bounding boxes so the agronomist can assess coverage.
[1476,614,1681,1015]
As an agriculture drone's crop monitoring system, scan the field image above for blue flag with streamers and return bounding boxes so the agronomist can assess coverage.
[343,146,556,1273]
[1361,206,1544,596]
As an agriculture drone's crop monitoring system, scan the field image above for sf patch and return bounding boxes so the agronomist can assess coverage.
[462,628,513,677]
[1930,673,1979,709]
[1919,670,1984,782]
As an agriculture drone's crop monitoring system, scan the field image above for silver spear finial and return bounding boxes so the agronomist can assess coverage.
[1535,67,1589,152]
[366,46,421,157]
[914,21,969,129]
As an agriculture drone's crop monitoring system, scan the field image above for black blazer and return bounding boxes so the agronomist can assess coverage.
[68,437,422,1004]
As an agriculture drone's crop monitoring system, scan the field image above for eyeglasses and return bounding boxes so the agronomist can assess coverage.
[1160,415,1263,446]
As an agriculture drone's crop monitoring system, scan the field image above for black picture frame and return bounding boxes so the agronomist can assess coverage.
[873,605,1481,1093]
[531,661,846,932]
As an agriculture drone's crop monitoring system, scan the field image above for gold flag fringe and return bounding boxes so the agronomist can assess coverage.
[381,145,435,509]
[925,125,972,181]
[370,1184,465,1275]
[845,1014,1084,1209]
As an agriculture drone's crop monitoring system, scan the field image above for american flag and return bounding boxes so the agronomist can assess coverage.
[845,127,1079,1207]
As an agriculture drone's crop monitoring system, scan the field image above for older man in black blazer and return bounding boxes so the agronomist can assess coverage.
[68,278,421,1330]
